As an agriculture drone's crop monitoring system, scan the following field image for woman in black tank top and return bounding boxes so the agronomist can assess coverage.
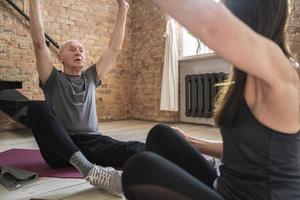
[121,0,300,200]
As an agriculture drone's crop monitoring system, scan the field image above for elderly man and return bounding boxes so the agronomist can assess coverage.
[27,0,144,196]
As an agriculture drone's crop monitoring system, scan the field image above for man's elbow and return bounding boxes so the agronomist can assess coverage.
[109,46,122,55]
[32,39,47,50]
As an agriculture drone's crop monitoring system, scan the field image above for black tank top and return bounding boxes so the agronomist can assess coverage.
[217,98,300,200]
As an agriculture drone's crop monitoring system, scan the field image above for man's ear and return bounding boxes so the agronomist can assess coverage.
[58,54,64,64]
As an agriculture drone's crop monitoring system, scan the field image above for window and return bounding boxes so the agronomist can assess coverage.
[181,27,214,57]
[177,0,220,58]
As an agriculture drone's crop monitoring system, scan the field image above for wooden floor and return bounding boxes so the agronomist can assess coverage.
[0,120,221,200]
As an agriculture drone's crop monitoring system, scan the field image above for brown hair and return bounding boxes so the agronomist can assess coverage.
[214,0,292,127]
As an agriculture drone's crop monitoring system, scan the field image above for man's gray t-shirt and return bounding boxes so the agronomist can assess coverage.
[40,65,101,135]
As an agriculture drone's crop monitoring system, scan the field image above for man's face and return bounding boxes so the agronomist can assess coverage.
[58,40,86,69]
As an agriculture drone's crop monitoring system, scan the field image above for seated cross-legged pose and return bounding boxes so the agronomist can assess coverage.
[27,0,144,196]
[122,0,300,199]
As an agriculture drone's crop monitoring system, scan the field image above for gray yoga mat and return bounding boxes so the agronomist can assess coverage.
[0,165,38,190]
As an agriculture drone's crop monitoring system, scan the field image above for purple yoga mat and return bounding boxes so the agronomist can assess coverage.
[0,149,82,179]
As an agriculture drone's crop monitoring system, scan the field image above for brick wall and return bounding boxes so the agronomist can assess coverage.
[287,0,300,61]
[130,0,180,122]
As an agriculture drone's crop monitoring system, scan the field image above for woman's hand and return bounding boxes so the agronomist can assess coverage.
[172,127,191,140]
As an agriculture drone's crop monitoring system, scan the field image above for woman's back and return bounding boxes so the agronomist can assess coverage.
[217,97,300,200]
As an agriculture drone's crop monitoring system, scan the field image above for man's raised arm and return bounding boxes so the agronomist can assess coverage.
[29,0,53,84]
[95,0,129,80]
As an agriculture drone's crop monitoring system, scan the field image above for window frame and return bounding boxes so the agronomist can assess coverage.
[179,26,215,60]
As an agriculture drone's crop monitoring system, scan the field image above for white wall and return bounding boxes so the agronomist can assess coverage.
[179,54,230,126]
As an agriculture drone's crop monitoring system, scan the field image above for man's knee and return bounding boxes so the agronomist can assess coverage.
[27,102,53,119]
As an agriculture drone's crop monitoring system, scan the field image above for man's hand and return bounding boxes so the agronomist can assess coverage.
[117,0,129,9]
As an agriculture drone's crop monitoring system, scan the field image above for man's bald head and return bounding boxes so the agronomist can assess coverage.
[58,40,86,70]
[58,40,84,56]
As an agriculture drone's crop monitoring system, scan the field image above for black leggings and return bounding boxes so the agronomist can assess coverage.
[122,124,224,200]
[27,102,145,168]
